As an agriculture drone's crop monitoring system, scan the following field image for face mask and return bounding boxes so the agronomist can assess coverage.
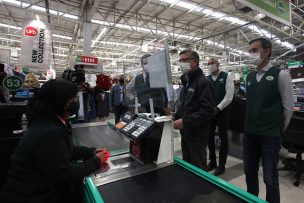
[249,53,263,66]
[180,63,190,74]
[142,64,149,73]
[66,101,79,116]
[208,64,218,74]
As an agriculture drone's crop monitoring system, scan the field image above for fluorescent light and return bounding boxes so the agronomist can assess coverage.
[176,1,194,9]
[210,12,226,19]
[1,0,21,6]
[63,14,78,19]
[32,5,46,12]
[52,34,72,40]
[0,37,21,42]
[0,23,21,30]
[255,13,266,20]
[91,28,108,47]
[2,0,78,20]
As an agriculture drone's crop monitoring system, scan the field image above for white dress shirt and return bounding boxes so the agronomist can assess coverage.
[211,71,234,110]
[255,62,294,129]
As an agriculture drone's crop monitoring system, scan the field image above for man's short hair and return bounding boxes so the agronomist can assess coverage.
[179,49,199,62]
[249,38,272,58]
[141,54,151,62]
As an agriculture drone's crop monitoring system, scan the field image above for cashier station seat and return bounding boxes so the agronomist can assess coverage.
[280,116,304,187]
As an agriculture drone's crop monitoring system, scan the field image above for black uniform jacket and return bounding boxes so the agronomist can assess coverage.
[174,68,215,142]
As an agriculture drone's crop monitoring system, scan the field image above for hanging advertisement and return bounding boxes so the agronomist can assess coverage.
[20,20,52,71]
[237,0,291,26]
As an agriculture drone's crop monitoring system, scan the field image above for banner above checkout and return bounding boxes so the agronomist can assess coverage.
[20,20,52,71]
[75,55,99,66]
[237,0,291,26]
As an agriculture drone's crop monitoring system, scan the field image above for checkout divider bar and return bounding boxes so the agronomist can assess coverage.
[174,156,267,203]
[84,177,104,203]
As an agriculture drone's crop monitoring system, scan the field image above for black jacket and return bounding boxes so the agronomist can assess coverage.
[173,68,215,141]
[0,116,101,203]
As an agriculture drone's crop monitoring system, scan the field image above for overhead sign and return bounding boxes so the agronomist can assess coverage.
[20,20,52,70]
[288,60,304,68]
[237,0,291,26]
[76,56,98,66]
[2,75,23,91]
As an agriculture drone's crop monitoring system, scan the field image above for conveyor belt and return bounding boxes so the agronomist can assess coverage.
[72,124,129,153]
[98,164,246,203]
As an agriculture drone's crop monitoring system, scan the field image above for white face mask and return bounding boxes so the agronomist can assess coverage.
[249,53,263,66]
[180,63,190,74]
[142,64,149,73]
[208,64,218,74]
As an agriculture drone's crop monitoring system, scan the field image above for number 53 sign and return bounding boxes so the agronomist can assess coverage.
[3,76,23,91]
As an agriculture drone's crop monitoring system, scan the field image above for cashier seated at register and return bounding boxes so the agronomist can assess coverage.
[126,54,169,116]
[0,79,109,203]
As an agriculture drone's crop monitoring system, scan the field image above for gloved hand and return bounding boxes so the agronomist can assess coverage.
[95,148,110,164]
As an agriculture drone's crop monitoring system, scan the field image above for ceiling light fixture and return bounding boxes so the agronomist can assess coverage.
[255,13,266,20]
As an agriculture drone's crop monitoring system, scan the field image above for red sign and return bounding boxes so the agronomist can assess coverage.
[76,56,98,65]
[25,26,38,36]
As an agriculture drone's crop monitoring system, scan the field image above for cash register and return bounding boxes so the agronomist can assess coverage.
[118,114,163,164]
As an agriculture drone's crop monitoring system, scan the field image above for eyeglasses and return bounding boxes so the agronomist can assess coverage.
[179,57,195,63]
[248,48,259,53]
[207,62,217,65]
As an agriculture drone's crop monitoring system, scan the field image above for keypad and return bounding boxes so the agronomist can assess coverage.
[121,117,154,138]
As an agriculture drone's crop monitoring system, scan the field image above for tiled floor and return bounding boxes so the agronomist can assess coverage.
[172,130,304,203]
[216,154,304,203]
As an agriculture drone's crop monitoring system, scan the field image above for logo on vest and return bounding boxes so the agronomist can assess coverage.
[266,76,274,81]
[219,78,224,83]
[247,81,251,86]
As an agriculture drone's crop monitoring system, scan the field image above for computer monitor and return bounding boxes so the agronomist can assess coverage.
[12,88,35,101]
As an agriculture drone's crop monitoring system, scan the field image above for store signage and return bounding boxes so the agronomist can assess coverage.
[20,20,52,70]
[76,56,99,65]
[288,60,304,68]
[237,0,291,26]
[2,75,23,91]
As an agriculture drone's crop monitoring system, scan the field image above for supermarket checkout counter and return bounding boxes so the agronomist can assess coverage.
[72,121,130,155]
[75,114,266,203]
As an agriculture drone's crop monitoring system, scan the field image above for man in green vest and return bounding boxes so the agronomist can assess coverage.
[207,58,234,176]
[126,54,169,115]
[244,38,293,203]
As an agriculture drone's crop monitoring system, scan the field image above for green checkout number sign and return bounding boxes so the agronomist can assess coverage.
[3,75,23,91]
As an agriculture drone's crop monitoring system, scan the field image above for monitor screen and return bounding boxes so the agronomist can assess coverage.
[13,88,35,100]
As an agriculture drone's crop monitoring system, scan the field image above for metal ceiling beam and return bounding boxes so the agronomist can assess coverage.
[98,0,140,42]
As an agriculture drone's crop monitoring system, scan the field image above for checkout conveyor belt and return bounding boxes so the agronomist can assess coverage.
[72,122,130,154]
[86,157,266,203]
[98,164,245,203]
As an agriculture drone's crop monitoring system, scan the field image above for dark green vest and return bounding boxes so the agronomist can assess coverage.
[134,73,166,109]
[207,71,227,105]
[245,66,283,137]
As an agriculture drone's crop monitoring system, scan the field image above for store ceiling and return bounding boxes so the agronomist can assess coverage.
[0,0,303,75]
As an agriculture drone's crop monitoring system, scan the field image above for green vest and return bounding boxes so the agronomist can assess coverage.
[245,66,283,137]
[207,71,227,105]
[134,73,166,109]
